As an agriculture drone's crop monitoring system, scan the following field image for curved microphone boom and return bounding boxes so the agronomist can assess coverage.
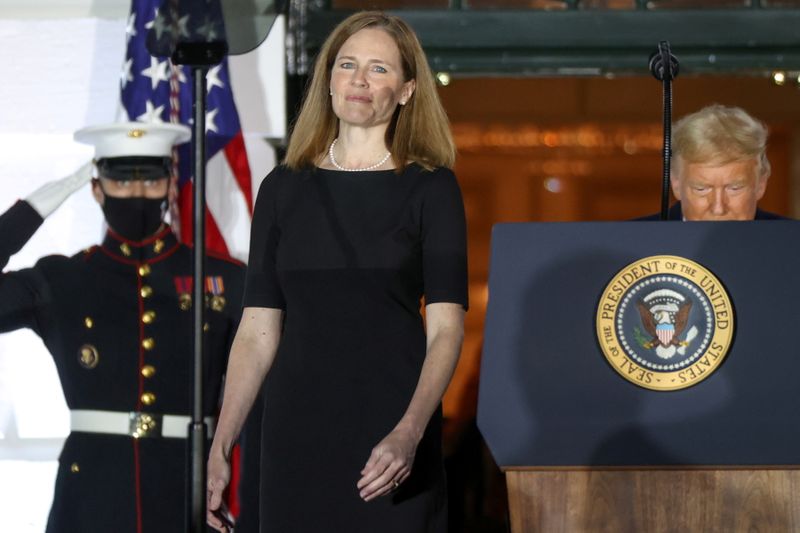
[649,41,680,221]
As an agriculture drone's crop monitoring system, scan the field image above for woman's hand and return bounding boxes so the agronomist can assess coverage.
[357,425,419,501]
[356,303,463,502]
[204,307,283,530]
[206,448,235,532]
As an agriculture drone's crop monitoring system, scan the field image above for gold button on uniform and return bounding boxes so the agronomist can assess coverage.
[179,293,192,311]
[141,392,156,405]
[140,286,153,298]
[153,239,165,253]
[142,338,155,350]
[138,264,151,276]
[70,463,80,473]
[142,311,156,324]
[84,317,93,329]
[120,243,132,257]
[141,365,156,378]
[78,344,100,369]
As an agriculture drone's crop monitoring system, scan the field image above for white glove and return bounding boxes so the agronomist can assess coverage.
[25,161,94,218]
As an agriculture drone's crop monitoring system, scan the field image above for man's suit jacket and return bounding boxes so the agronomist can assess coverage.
[637,203,787,221]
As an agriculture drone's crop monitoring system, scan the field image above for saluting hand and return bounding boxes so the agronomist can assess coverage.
[357,425,419,501]
[26,160,93,219]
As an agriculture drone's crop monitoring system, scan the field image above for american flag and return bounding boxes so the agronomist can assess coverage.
[120,0,254,260]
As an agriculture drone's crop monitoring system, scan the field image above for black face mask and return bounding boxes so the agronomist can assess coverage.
[102,195,167,242]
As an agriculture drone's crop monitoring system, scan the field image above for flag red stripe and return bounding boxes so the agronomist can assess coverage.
[178,181,231,257]
[224,131,254,214]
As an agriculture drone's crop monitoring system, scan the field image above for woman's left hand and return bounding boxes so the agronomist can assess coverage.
[357,426,419,501]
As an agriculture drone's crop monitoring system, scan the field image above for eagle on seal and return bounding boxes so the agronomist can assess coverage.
[636,298,692,350]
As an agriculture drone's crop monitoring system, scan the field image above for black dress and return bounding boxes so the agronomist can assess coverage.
[244,164,468,532]
[0,201,244,532]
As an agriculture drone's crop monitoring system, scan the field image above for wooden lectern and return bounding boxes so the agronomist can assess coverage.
[478,221,800,532]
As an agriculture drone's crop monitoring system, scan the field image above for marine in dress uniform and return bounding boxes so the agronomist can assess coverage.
[0,123,245,532]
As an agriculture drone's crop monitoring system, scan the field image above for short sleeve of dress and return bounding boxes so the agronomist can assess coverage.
[421,168,469,310]
[243,167,286,309]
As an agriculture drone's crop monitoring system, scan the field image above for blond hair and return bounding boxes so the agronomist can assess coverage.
[284,11,455,172]
[672,104,770,178]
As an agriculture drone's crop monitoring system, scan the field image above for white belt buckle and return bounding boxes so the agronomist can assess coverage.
[129,412,162,438]
[70,409,213,439]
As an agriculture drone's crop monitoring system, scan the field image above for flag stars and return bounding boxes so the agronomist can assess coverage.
[141,56,170,90]
[145,8,164,38]
[197,16,220,41]
[177,15,191,39]
[207,65,225,93]
[121,58,134,89]
[172,64,188,85]
[144,8,157,30]
[125,13,137,41]
[138,100,166,123]
[206,108,219,133]
[148,6,159,23]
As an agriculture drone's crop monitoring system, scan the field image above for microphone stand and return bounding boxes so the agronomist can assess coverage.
[146,2,279,530]
[146,1,279,530]
[171,40,228,533]
[649,41,680,221]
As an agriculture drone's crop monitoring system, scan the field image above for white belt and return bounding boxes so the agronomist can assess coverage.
[70,409,215,439]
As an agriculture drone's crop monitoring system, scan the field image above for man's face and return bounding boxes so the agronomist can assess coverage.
[670,157,768,221]
[92,177,170,201]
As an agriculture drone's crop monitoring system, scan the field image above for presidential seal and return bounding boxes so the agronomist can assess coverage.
[596,255,734,391]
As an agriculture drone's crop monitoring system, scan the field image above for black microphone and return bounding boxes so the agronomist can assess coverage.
[649,41,679,82]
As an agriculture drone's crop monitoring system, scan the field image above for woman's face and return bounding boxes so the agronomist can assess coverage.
[329,28,415,130]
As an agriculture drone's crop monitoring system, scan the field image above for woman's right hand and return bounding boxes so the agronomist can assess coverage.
[206,448,234,532]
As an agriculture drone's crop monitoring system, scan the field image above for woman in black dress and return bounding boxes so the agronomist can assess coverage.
[207,11,467,532]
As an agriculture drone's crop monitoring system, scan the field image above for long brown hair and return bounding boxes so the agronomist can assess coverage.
[284,11,455,172]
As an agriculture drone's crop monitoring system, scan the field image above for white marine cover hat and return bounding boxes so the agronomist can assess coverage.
[74,121,191,158]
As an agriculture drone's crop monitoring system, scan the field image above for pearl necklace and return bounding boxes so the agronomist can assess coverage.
[328,139,391,172]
